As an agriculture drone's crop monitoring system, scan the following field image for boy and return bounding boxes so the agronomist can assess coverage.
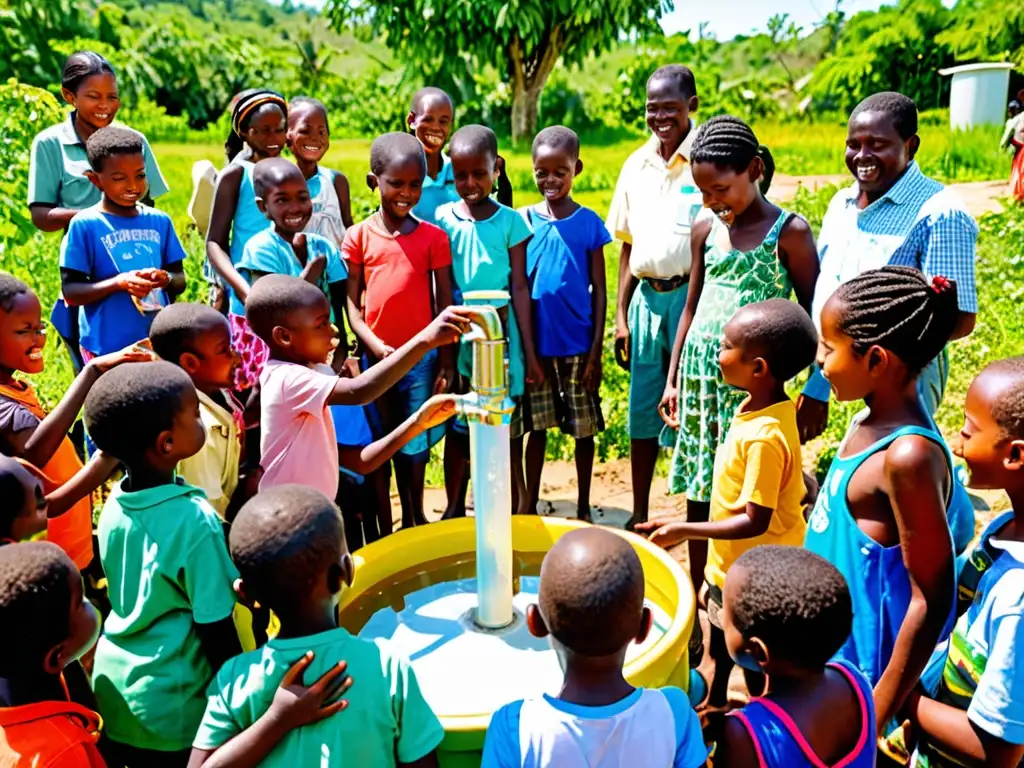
[84,362,242,766]
[435,125,536,519]
[149,303,248,520]
[59,126,187,360]
[0,542,105,767]
[518,126,610,520]
[714,546,875,766]
[898,357,1024,766]
[190,485,443,766]
[344,132,453,529]
[0,272,152,569]
[0,454,47,543]
[408,87,459,225]
[638,299,818,710]
[481,526,706,767]
[246,274,472,500]
[606,64,702,528]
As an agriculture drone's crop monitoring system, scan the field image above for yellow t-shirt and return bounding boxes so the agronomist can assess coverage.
[176,389,242,519]
[705,399,807,589]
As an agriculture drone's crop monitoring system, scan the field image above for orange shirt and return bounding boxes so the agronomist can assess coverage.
[0,381,92,569]
[0,697,105,767]
[342,217,452,349]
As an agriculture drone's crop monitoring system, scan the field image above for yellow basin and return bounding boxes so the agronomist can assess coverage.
[337,516,695,767]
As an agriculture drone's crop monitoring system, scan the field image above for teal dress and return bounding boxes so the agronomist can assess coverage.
[669,211,793,500]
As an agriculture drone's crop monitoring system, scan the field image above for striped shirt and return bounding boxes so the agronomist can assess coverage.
[810,161,979,330]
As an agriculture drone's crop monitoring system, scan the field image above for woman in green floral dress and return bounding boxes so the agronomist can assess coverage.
[657,116,819,593]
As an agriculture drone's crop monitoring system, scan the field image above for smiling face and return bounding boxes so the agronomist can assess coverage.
[718,315,761,391]
[532,144,580,203]
[259,175,313,235]
[89,152,147,211]
[0,290,47,375]
[287,103,329,165]
[845,110,916,197]
[62,72,119,133]
[274,296,338,365]
[451,149,497,206]
[409,94,453,155]
[645,76,696,155]
[245,105,287,160]
[817,294,886,403]
[374,154,425,219]
[692,159,761,226]
[956,370,1024,490]
[182,319,238,392]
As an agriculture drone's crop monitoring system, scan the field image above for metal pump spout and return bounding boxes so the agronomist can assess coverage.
[453,305,514,425]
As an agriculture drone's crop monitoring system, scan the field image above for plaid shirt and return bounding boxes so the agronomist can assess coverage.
[810,161,979,329]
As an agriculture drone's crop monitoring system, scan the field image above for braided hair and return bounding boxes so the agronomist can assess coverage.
[226,88,287,159]
[691,115,775,194]
[832,266,959,375]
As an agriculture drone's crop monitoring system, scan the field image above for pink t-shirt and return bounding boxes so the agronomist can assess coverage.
[258,359,339,499]
[342,218,452,349]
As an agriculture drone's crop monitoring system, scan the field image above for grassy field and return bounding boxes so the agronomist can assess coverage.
[8,131,1024,486]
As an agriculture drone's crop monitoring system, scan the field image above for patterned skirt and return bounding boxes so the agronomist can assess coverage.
[229,312,269,392]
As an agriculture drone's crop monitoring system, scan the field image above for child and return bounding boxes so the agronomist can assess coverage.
[1,272,152,569]
[286,96,353,246]
[896,357,1024,766]
[83,362,242,766]
[640,298,818,711]
[0,454,47,543]
[0,542,105,767]
[149,303,247,520]
[435,125,536,519]
[517,126,610,521]
[805,266,971,731]
[205,89,287,389]
[481,526,707,767]
[408,86,459,225]
[59,126,187,360]
[713,546,876,766]
[246,274,471,500]
[189,484,443,766]
[660,116,819,596]
[345,132,453,529]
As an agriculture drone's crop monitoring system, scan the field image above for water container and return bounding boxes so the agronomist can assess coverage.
[939,63,1015,130]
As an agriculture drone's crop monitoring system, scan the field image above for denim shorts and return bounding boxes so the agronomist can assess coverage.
[364,348,444,458]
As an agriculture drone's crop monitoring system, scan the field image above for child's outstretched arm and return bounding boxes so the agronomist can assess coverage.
[188,652,352,768]
[635,502,773,550]
[45,451,118,518]
[4,343,154,469]
[904,690,1024,767]
[206,165,253,305]
[340,395,457,475]
[875,436,955,734]
[659,218,712,428]
[328,307,473,406]
[509,241,544,385]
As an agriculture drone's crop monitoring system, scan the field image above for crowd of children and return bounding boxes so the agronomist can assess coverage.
[2,47,1021,768]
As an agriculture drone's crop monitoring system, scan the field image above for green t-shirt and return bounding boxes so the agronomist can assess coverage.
[194,627,444,766]
[92,478,239,751]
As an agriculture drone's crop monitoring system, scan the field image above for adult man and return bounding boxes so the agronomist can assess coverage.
[606,64,704,527]
[798,92,978,441]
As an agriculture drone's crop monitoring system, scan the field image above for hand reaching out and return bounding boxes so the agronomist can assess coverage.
[633,519,689,549]
[90,339,157,373]
[415,394,459,430]
[268,652,353,730]
[419,307,475,349]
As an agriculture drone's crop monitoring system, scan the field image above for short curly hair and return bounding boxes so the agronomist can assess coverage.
[0,272,30,313]
[149,303,229,366]
[84,361,194,463]
[982,357,1024,438]
[729,545,852,669]
[229,485,346,612]
[245,274,328,344]
[449,125,498,162]
[730,299,818,382]
[369,132,426,178]
[85,126,143,172]
[532,126,580,161]
[0,542,74,676]
[850,91,918,141]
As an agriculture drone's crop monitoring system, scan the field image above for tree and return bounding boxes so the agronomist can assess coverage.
[326,0,673,142]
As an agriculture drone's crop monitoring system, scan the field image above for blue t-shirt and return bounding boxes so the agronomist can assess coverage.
[59,204,187,356]
[435,202,532,301]
[412,153,459,225]
[521,204,612,358]
[238,227,348,290]
[481,687,707,768]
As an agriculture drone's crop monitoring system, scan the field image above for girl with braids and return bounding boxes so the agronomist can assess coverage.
[205,89,287,391]
[805,266,974,734]
[655,115,819,597]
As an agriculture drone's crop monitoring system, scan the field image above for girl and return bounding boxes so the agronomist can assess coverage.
[660,115,819,596]
[205,88,287,391]
[29,50,168,368]
[286,96,353,247]
[805,266,971,731]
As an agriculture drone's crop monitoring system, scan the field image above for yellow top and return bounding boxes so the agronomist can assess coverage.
[705,399,807,589]
[177,389,241,519]
[604,128,704,280]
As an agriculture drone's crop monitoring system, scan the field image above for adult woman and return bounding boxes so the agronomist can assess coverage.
[28,51,168,367]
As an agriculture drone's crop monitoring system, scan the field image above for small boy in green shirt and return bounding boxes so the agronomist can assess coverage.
[189,484,444,767]
[84,361,242,767]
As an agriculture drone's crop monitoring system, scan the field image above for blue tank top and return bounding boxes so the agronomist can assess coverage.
[805,414,962,685]
[730,661,876,768]
[227,160,267,315]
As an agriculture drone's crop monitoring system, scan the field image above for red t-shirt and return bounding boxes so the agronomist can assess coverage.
[342,218,452,349]
[0,698,105,767]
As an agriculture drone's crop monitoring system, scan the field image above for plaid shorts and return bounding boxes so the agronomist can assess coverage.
[519,355,604,439]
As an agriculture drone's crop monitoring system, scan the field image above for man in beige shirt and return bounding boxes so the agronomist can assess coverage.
[606,64,703,528]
